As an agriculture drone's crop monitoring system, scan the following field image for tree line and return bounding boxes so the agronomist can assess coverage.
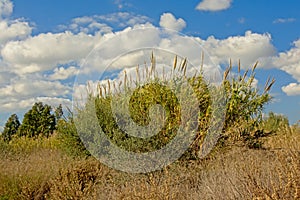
[1,102,63,142]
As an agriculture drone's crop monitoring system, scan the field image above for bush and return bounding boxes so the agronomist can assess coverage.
[220,63,274,149]
[56,118,90,158]
[261,112,290,134]
[75,56,275,159]
[93,81,182,153]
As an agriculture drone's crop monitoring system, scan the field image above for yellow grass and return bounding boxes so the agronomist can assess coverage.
[0,125,299,199]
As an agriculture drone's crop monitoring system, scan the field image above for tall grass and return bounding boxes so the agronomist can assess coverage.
[75,55,275,158]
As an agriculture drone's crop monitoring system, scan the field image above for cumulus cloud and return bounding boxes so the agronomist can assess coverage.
[0,0,13,18]
[76,27,276,80]
[0,75,72,113]
[159,13,186,32]
[48,66,78,80]
[282,83,300,96]
[1,31,101,74]
[0,79,71,99]
[266,39,300,96]
[0,0,32,47]
[271,39,300,81]
[0,12,152,120]
[201,31,276,68]
[60,16,112,34]
[196,0,232,11]
[81,24,161,72]
[59,12,151,34]
[0,20,32,45]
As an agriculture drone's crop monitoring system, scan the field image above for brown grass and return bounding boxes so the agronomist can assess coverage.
[0,126,299,199]
[0,149,72,199]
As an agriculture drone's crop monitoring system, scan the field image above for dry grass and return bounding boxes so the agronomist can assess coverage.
[88,145,299,199]
[0,126,299,199]
[0,149,72,199]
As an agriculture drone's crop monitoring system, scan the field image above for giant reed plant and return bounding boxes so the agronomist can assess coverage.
[222,60,275,148]
[76,54,275,159]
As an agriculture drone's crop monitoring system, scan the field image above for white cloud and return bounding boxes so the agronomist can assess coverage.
[270,39,300,81]
[81,24,161,72]
[78,27,276,80]
[282,64,300,84]
[87,22,112,33]
[159,13,186,32]
[267,39,300,96]
[96,12,151,28]
[282,83,300,96]
[0,79,71,99]
[0,75,72,113]
[196,0,232,11]
[61,16,112,34]
[72,16,94,24]
[0,20,32,45]
[60,13,151,34]
[1,31,101,74]
[0,0,32,47]
[0,0,13,18]
[273,18,296,24]
[0,97,71,112]
[201,31,276,68]
[48,66,78,80]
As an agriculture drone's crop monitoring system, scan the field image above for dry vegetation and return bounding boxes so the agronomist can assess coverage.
[0,124,299,199]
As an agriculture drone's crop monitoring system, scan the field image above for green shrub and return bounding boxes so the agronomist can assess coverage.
[3,135,58,155]
[261,112,290,134]
[221,63,275,149]
[56,118,90,158]
[93,81,182,153]
[70,55,275,159]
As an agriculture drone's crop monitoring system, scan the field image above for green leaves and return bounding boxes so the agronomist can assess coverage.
[94,82,181,153]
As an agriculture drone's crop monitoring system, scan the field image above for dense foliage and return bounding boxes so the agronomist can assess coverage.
[1,102,63,142]
[56,116,90,158]
[18,102,56,138]
[74,57,276,159]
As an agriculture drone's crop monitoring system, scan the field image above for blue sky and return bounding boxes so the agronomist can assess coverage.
[0,0,300,129]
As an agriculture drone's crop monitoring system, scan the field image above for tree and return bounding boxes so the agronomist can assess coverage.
[55,104,64,121]
[2,114,20,142]
[18,102,56,138]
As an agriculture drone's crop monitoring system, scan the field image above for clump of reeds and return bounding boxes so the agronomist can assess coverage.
[81,53,275,158]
